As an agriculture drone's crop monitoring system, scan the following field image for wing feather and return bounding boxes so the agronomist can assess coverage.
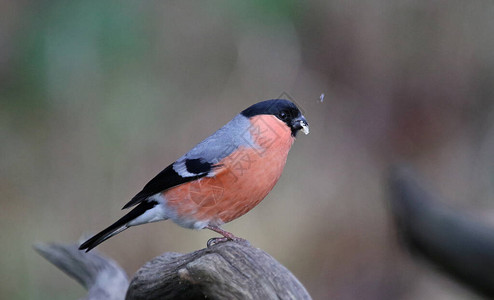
[122,163,207,209]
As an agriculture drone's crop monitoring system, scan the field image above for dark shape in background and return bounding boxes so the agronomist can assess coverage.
[389,166,494,298]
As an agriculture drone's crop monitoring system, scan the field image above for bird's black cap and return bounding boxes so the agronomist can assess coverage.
[241,99,308,136]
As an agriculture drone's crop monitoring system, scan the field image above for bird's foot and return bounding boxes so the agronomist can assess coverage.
[205,225,247,248]
[206,236,247,247]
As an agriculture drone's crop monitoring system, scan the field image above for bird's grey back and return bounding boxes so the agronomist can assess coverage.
[181,114,255,164]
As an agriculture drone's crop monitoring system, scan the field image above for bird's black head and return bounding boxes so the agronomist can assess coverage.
[241,99,309,136]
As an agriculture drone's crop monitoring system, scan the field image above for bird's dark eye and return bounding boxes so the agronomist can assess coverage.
[278,111,288,121]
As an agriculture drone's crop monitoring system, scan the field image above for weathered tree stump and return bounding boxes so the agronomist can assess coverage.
[34,242,129,300]
[36,239,311,300]
[127,240,310,299]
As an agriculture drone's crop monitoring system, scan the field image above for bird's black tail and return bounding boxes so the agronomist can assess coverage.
[79,201,157,252]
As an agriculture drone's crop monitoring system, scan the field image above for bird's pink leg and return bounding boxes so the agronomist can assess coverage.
[205,225,247,247]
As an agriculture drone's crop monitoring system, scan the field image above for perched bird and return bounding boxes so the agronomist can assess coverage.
[79,99,309,252]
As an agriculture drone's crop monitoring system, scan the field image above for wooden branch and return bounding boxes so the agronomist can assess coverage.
[389,165,494,297]
[126,240,311,300]
[34,242,129,300]
[35,239,311,300]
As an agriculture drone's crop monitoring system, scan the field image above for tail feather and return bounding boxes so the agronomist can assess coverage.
[79,201,158,252]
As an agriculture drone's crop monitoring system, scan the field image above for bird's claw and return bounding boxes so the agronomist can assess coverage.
[206,236,248,248]
[207,237,228,247]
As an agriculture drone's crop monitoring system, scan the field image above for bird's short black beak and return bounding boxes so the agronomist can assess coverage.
[291,115,309,136]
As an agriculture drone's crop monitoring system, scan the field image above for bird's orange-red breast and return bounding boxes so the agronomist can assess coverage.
[79,99,309,252]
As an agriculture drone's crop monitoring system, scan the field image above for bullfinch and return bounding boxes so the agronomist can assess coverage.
[79,99,309,251]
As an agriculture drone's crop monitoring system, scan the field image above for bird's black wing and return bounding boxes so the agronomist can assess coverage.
[122,159,216,209]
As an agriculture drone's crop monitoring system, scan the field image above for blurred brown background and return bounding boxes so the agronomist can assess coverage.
[1,1,494,299]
